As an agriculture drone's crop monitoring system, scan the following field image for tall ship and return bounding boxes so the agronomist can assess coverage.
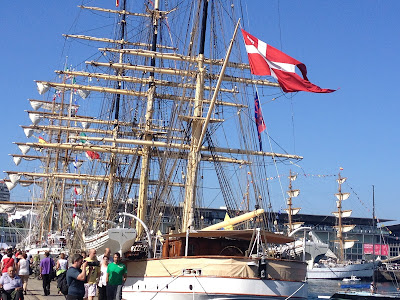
[307,173,375,279]
[0,0,349,298]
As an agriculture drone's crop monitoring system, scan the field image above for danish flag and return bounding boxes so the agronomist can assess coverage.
[241,29,335,93]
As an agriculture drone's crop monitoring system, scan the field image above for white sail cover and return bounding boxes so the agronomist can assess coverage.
[28,113,41,125]
[344,240,355,249]
[289,174,297,181]
[291,222,304,230]
[9,174,20,184]
[342,224,356,232]
[36,82,50,95]
[337,177,347,184]
[8,210,32,223]
[20,182,33,187]
[284,208,301,215]
[335,192,350,201]
[81,122,91,129]
[13,157,22,166]
[287,190,300,198]
[78,89,90,99]
[23,157,37,161]
[325,248,338,259]
[23,128,34,138]
[29,100,43,110]
[332,210,352,218]
[5,182,16,191]
[18,145,30,155]
[334,224,356,233]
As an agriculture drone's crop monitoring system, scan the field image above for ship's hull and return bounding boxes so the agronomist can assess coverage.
[307,262,374,279]
[379,270,400,282]
[84,228,136,254]
[122,256,308,299]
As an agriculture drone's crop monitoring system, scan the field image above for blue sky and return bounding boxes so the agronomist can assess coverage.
[0,1,399,225]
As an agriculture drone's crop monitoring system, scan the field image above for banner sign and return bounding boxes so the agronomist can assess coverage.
[364,244,388,256]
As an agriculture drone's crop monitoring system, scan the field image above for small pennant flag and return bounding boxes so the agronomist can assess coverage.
[79,132,87,144]
[254,93,266,151]
[38,136,47,144]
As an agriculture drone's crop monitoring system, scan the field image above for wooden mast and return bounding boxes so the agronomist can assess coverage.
[105,0,128,224]
[136,0,160,239]
[337,172,345,262]
[285,170,302,234]
[182,0,208,232]
[334,172,354,262]
[287,170,294,233]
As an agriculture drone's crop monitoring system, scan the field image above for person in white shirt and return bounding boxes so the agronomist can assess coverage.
[17,253,29,295]
[0,266,23,300]
[97,256,109,300]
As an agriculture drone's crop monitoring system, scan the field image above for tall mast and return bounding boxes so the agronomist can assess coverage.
[182,0,208,232]
[286,170,300,233]
[372,184,376,291]
[105,0,128,222]
[136,0,160,238]
[334,172,354,262]
[337,173,344,262]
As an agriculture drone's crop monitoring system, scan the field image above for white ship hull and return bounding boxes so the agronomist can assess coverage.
[307,262,374,279]
[123,276,307,299]
[122,257,307,299]
[84,228,136,254]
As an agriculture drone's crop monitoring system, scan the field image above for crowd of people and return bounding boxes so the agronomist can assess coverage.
[0,247,127,300]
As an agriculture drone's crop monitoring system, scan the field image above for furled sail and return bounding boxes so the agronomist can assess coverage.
[332,210,352,218]
[287,190,300,198]
[333,224,355,233]
[18,145,30,155]
[28,113,41,125]
[23,128,34,138]
[335,192,350,201]
[284,208,301,215]
[36,82,50,95]
[344,240,356,249]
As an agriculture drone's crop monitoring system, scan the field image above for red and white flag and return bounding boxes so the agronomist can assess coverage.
[86,150,100,160]
[241,29,335,93]
[116,0,119,7]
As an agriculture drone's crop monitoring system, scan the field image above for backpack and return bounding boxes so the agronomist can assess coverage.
[57,271,68,295]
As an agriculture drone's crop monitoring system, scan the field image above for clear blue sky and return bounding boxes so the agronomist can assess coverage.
[0,1,399,224]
